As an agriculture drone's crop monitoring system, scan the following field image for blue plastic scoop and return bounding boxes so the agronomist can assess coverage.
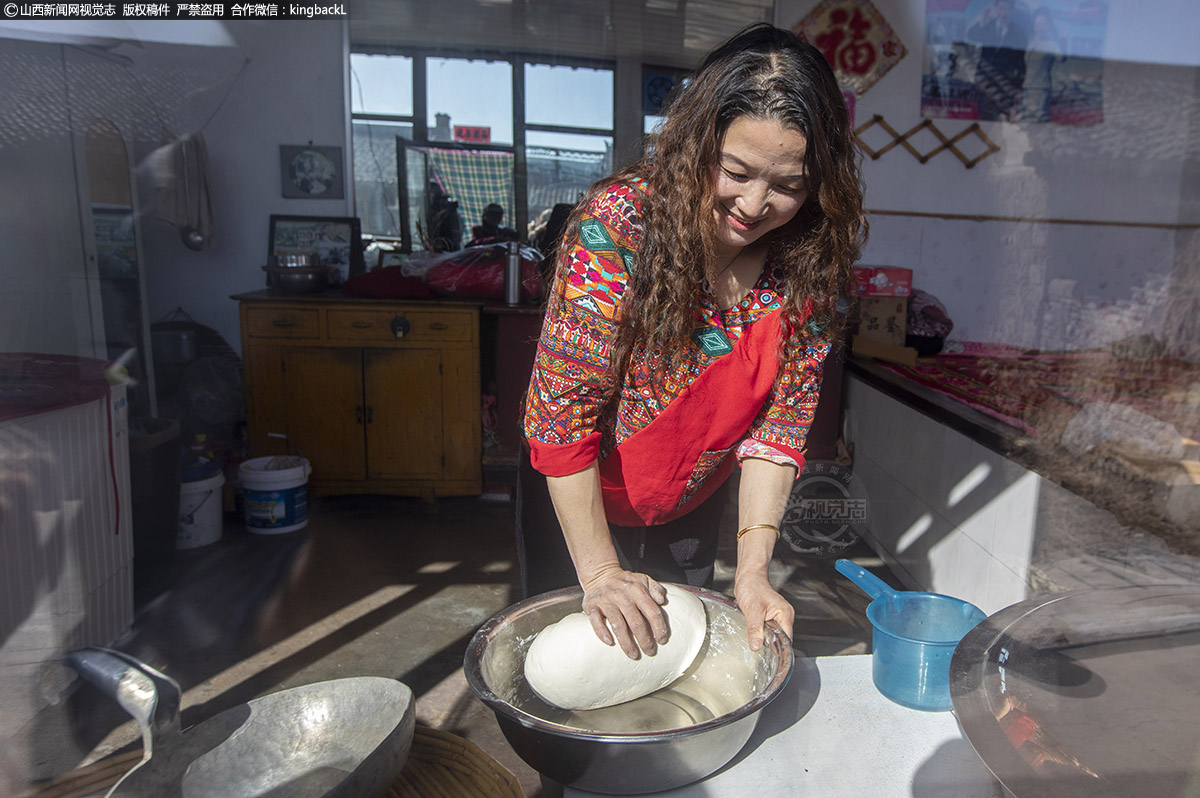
[835,559,986,711]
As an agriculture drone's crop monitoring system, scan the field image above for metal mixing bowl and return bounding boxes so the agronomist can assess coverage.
[464,585,793,794]
[263,265,328,294]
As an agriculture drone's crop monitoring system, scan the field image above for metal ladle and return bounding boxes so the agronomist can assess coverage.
[178,139,206,251]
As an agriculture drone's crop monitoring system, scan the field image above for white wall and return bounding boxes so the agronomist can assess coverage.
[0,40,98,356]
[131,21,350,356]
[0,20,348,364]
[844,375,1200,612]
[776,0,1200,354]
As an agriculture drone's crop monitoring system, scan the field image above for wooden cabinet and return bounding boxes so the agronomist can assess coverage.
[236,293,481,499]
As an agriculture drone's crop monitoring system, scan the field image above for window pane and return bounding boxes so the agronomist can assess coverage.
[525,63,614,130]
[526,130,612,236]
[352,120,412,237]
[350,54,413,116]
[427,147,513,249]
[404,146,430,251]
[427,58,513,145]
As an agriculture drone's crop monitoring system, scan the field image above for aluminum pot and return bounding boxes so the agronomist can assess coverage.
[463,585,793,795]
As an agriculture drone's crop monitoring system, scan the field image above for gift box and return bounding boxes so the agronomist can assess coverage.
[853,266,913,297]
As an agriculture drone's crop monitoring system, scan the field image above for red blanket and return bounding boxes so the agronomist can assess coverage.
[876,345,1199,440]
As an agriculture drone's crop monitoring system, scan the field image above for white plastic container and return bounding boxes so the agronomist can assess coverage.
[240,455,311,534]
[177,470,225,549]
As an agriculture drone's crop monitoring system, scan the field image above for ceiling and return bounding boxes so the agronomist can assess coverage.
[347,0,776,70]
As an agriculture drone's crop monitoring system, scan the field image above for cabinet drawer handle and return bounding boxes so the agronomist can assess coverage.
[272,318,297,328]
[355,405,364,424]
[429,322,449,331]
[351,321,373,329]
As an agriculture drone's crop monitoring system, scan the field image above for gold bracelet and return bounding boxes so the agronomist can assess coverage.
[736,523,780,540]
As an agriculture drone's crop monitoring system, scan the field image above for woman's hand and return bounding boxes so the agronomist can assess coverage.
[733,571,794,651]
[580,566,669,659]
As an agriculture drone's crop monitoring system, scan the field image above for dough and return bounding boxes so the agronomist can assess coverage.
[523,584,708,710]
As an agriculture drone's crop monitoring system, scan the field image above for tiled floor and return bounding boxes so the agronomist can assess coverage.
[24,478,888,797]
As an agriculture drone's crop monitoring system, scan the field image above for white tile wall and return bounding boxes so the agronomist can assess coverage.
[986,562,1029,615]
[847,373,1200,614]
[957,535,994,609]
[990,472,1039,583]
[927,522,963,597]
[956,489,997,555]
[937,427,976,512]
[845,376,1039,612]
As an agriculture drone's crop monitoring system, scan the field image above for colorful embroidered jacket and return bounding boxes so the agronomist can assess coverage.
[522,179,830,526]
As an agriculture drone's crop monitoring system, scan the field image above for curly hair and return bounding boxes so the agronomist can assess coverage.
[559,23,867,380]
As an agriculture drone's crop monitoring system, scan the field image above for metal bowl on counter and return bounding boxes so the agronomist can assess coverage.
[950,584,1200,798]
[263,264,329,294]
[270,253,318,268]
[464,585,793,795]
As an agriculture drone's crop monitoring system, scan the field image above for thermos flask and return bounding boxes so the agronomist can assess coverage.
[504,241,521,305]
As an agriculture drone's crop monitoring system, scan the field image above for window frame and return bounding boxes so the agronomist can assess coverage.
[349,45,616,252]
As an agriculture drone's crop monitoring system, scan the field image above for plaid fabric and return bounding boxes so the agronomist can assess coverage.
[427,147,514,238]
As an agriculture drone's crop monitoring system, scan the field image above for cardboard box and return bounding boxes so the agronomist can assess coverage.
[853,266,913,297]
[855,296,908,346]
[852,335,919,366]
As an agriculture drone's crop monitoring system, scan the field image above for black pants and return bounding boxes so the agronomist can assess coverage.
[515,451,729,598]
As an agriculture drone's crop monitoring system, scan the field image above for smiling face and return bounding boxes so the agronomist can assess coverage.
[710,116,810,259]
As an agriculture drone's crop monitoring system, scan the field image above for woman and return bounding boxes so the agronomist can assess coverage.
[519,24,867,660]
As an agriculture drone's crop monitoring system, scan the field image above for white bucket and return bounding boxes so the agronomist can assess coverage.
[240,455,312,535]
[177,471,225,549]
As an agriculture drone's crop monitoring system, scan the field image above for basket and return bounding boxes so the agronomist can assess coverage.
[20,726,524,798]
[388,726,524,798]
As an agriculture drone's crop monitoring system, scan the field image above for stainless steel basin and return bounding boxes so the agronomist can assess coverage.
[464,585,793,795]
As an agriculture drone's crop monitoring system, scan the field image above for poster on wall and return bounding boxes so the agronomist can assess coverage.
[920,0,1108,125]
[793,0,908,98]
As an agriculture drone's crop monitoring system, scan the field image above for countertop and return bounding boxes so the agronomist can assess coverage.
[230,288,545,315]
[566,654,1002,798]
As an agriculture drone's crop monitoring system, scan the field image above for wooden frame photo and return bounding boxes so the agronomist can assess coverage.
[378,249,405,269]
[268,214,365,277]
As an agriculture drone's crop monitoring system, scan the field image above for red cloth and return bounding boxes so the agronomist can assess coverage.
[425,250,542,301]
[0,353,111,423]
[345,245,542,302]
[341,266,436,300]
[875,348,1200,440]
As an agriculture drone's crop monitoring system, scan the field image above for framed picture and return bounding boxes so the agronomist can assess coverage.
[279,145,345,199]
[378,249,405,269]
[91,203,139,278]
[268,214,365,276]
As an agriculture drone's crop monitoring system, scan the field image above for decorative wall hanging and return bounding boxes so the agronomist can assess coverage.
[793,0,907,97]
[854,115,1001,168]
[280,145,345,199]
[919,0,1107,125]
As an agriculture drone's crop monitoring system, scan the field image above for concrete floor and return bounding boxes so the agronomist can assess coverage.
[33,483,886,797]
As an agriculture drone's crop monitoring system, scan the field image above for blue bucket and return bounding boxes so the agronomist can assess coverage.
[836,559,986,711]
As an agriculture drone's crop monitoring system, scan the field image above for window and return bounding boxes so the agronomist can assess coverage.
[349,54,414,238]
[349,50,615,253]
[524,64,613,244]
